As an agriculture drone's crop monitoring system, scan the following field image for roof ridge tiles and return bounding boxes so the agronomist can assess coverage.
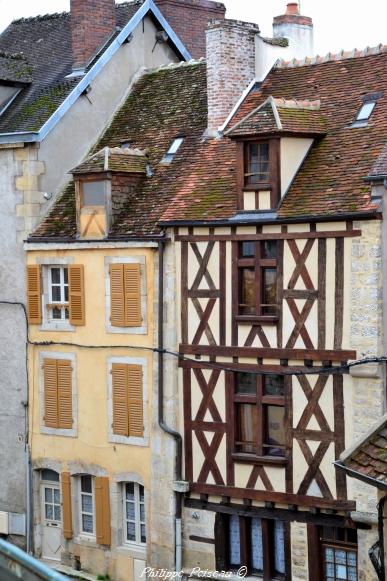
[144,57,206,74]
[13,12,68,24]
[276,43,387,69]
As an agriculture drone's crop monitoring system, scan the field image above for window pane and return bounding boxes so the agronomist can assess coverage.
[51,268,60,284]
[229,515,240,566]
[63,268,68,284]
[41,469,60,482]
[264,406,285,456]
[53,489,60,504]
[126,502,135,520]
[245,142,270,185]
[45,488,53,503]
[81,476,92,493]
[64,286,69,302]
[54,506,61,521]
[264,375,284,397]
[240,242,255,257]
[51,286,61,302]
[140,503,145,522]
[139,485,145,502]
[52,307,61,319]
[82,181,105,206]
[262,240,278,259]
[141,524,146,543]
[356,101,375,121]
[45,504,53,520]
[240,268,255,315]
[262,267,277,315]
[274,521,285,575]
[251,518,263,572]
[126,482,135,500]
[236,404,257,454]
[236,372,256,395]
[126,521,136,541]
[82,514,93,533]
[81,495,93,513]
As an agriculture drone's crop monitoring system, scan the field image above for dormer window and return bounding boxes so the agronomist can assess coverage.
[0,85,21,116]
[244,142,270,186]
[162,137,184,163]
[76,178,110,239]
[82,180,106,206]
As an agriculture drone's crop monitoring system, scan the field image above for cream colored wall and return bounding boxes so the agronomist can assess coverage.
[280,138,313,196]
[27,245,156,580]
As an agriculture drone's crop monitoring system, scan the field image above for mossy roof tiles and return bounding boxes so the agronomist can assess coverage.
[0,51,32,84]
[0,2,142,132]
[71,147,147,174]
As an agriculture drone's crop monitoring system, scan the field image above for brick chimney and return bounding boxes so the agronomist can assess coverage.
[154,0,226,59]
[273,2,313,58]
[71,0,116,72]
[206,19,259,134]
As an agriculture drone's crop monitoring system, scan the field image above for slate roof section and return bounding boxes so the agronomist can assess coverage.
[0,2,144,133]
[337,414,387,490]
[71,147,147,174]
[225,96,326,137]
[31,61,209,239]
[0,51,32,84]
[368,143,387,179]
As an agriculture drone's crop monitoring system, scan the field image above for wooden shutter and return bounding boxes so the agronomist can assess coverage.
[128,364,143,437]
[69,265,85,325]
[61,471,73,540]
[110,264,125,327]
[124,264,142,327]
[112,363,129,436]
[27,265,41,324]
[44,359,58,428]
[57,360,73,429]
[95,476,111,546]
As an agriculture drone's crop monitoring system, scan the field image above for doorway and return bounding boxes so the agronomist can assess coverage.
[40,469,62,561]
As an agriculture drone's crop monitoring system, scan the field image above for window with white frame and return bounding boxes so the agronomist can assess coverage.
[80,475,94,535]
[48,266,69,321]
[124,482,146,544]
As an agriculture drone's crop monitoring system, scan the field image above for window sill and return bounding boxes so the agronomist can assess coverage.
[40,322,75,332]
[235,315,278,325]
[232,453,287,466]
[106,324,147,335]
[108,434,149,447]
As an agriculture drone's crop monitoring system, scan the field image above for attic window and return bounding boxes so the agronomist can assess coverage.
[162,137,184,163]
[352,97,379,127]
[0,86,21,116]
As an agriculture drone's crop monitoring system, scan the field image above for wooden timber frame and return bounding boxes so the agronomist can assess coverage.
[178,221,360,514]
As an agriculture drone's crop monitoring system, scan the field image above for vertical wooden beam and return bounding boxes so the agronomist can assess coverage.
[318,238,326,350]
[333,374,347,499]
[334,238,344,349]
[219,241,226,346]
[231,234,239,347]
[307,524,322,581]
[277,239,284,348]
[183,367,193,482]
[285,374,293,494]
[181,240,188,344]
[236,142,244,210]
[225,371,235,486]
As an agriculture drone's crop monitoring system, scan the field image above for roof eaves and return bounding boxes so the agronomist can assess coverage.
[224,96,276,136]
[334,460,387,491]
[0,0,191,144]
[339,413,387,464]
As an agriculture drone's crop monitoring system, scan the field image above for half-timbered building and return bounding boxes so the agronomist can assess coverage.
[161,39,387,581]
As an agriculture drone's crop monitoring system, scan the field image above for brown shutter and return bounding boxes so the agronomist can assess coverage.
[57,359,73,429]
[95,476,111,546]
[69,265,85,325]
[27,265,41,324]
[61,471,72,540]
[110,264,125,327]
[112,363,129,436]
[44,359,58,428]
[128,364,143,437]
[124,264,142,327]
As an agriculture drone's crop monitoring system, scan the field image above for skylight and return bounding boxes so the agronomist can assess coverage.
[356,101,376,122]
[162,137,184,163]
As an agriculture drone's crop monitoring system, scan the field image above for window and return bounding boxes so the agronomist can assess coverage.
[233,372,285,460]
[110,263,142,328]
[43,358,73,430]
[244,142,270,186]
[237,240,279,319]
[216,513,288,579]
[355,101,375,122]
[48,266,69,321]
[81,180,107,206]
[112,363,144,438]
[80,475,94,535]
[124,482,146,545]
[41,470,61,525]
[162,137,184,163]
[320,527,357,581]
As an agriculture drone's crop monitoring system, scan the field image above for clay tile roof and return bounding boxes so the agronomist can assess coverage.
[338,414,387,490]
[368,143,387,179]
[0,2,143,133]
[225,96,326,137]
[0,51,32,84]
[71,147,147,174]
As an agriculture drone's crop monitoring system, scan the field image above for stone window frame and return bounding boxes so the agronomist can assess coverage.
[39,351,78,438]
[104,255,147,335]
[107,355,149,447]
[36,256,75,332]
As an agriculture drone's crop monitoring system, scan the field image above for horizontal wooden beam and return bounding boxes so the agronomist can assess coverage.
[189,483,356,511]
[176,230,361,242]
[185,498,354,528]
[180,344,356,362]
[189,535,215,544]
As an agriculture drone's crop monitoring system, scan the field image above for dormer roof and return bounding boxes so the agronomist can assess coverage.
[71,147,147,175]
[225,96,326,138]
[0,51,32,84]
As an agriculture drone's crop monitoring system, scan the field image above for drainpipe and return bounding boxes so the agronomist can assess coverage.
[378,495,386,581]
[157,239,183,573]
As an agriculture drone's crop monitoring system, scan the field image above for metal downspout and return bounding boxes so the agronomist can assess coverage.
[378,495,386,581]
[157,240,183,573]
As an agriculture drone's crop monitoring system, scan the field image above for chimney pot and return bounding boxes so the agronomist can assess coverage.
[286,3,300,16]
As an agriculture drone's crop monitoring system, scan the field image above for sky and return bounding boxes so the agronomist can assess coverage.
[0,0,385,56]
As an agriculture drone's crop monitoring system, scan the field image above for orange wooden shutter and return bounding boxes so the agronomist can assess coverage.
[110,264,125,327]
[27,265,41,324]
[44,359,58,428]
[95,476,111,546]
[112,363,129,436]
[61,471,73,540]
[128,364,143,437]
[124,264,142,327]
[69,265,85,325]
[57,359,73,430]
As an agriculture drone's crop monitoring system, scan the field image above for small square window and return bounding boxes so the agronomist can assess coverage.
[82,181,106,206]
